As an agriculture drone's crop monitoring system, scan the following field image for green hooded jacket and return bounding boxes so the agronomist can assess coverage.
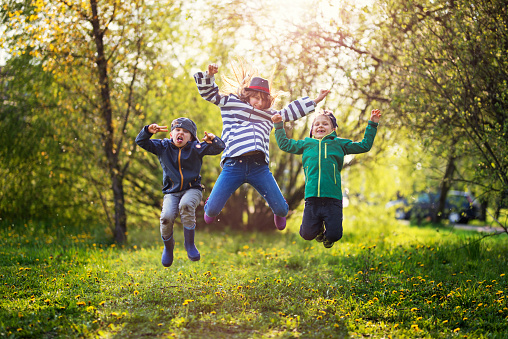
[274,121,378,200]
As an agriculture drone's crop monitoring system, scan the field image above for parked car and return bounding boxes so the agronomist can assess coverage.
[386,190,481,224]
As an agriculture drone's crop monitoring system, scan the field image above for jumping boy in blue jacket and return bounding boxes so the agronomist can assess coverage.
[136,118,225,267]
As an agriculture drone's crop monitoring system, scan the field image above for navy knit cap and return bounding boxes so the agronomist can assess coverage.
[171,117,197,141]
[310,110,338,137]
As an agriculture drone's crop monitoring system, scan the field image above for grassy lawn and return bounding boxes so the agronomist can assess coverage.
[1,205,507,338]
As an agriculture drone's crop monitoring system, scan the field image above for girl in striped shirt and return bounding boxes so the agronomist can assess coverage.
[194,61,329,230]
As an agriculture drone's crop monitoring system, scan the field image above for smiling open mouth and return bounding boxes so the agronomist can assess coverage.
[176,136,183,142]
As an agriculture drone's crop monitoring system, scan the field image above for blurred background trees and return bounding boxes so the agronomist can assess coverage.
[1,0,506,239]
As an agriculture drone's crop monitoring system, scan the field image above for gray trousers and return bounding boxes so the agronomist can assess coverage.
[160,188,203,240]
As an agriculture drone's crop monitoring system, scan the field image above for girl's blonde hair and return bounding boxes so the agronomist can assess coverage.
[219,58,287,109]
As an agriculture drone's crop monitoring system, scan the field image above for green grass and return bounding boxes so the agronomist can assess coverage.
[1,205,507,338]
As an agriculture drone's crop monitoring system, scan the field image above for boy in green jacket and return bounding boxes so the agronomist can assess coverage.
[272,109,381,248]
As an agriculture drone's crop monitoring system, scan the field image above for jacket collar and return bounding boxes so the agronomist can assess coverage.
[312,130,337,140]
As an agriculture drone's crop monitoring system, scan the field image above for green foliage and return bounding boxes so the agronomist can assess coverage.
[0,54,99,223]
[1,208,507,338]
[382,0,508,216]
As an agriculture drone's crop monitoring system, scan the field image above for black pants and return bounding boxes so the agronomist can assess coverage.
[300,197,343,242]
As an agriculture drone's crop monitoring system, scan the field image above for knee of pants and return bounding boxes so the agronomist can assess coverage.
[160,211,178,227]
[325,229,343,243]
[204,200,221,217]
[299,228,317,241]
[179,204,196,226]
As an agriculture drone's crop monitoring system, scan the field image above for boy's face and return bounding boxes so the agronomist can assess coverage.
[170,127,193,147]
[312,115,334,139]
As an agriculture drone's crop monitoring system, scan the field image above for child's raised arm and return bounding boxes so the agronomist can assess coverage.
[271,113,283,124]
[148,124,169,134]
[202,131,217,144]
[370,109,382,123]
[207,63,219,77]
[312,89,331,105]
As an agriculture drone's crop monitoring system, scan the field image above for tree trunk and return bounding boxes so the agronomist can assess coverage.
[435,155,456,223]
[112,174,127,243]
[90,0,127,243]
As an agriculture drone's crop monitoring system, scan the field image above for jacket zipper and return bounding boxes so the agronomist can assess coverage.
[318,139,322,197]
[333,164,337,184]
[178,148,184,191]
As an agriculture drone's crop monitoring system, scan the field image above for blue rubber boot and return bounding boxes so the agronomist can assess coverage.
[161,236,175,267]
[184,227,200,261]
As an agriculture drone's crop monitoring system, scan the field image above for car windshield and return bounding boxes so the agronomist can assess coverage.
[447,195,469,207]
[415,193,437,203]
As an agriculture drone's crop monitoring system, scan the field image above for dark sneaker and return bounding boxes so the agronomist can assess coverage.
[315,225,325,242]
[323,238,334,248]
[315,233,325,242]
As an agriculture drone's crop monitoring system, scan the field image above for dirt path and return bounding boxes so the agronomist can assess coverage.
[448,224,506,234]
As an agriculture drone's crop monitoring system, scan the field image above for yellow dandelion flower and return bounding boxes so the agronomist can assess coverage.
[99,301,106,306]
[210,311,216,314]
[134,290,139,295]
[442,320,448,324]
[111,312,118,316]
[454,328,460,332]
[157,323,163,326]
[77,301,86,306]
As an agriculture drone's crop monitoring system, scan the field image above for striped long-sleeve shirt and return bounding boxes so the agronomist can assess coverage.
[194,71,317,166]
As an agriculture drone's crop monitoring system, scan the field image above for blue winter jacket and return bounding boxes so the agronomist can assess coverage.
[136,126,225,194]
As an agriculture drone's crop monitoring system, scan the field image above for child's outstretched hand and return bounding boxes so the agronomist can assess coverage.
[370,109,382,123]
[312,89,331,105]
[148,124,168,134]
[271,113,282,123]
[207,63,219,77]
[202,131,216,144]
